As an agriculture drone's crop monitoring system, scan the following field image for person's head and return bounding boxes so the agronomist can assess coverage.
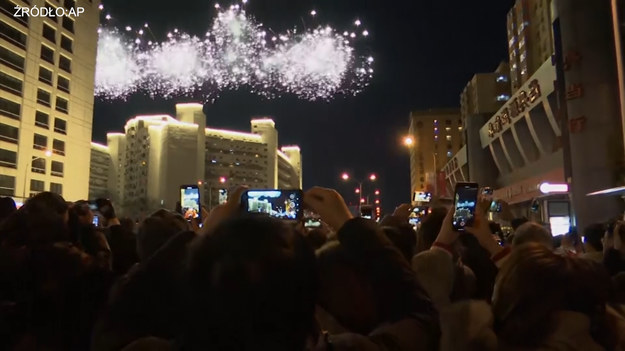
[183,216,317,350]
[511,217,529,231]
[317,225,434,335]
[416,207,447,253]
[0,196,16,222]
[493,243,614,349]
[584,223,604,252]
[137,209,189,261]
[120,217,136,233]
[0,192,69,247]
[70,200,94,226]
[305,228,327,250]
[382,225,417,260]
[512,222,553,249]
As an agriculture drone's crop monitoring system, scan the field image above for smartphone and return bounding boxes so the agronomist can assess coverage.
[452,182,479,231]
[218,189,228,204]
[241,189,303,221]
[489,200,502,213]
[92,215,100,227]
[180,185,202,222]
[360,205,374,219]
[304,218,322,228]
[482,187,494,196]
[409,217,420,226]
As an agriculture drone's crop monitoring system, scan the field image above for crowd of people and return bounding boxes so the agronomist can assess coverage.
[1,187,625,350]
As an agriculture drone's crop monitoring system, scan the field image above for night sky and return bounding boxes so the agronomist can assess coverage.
[93,0,515,212]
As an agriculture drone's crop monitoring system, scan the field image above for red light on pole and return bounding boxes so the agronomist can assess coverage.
[355,188,360,194]
[375,199,380,204]
[360,198,365,203]
[369,174,377,181]
[341,172,349,181]
[374,190,380,196]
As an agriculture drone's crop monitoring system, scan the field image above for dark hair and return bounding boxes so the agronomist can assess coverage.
[511,217,529,231]
[0,196,16,222]
[494,243,616,349]
[317,221,437,334]
[382,225,417,261]
[137,210,188,261]
[416,207,447,253]
[0,192,69,247]
[182,216,317,350]
[305,228,327,250]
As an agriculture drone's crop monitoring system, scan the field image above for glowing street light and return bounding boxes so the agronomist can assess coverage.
[341,172,350,181]
[375,199,380,204]
[403,136,414,147]
[360,198,365,203]
[355,188,360,194]
[374,190,380,196]
[369,174,377,181]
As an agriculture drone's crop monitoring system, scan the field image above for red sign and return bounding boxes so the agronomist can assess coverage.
[488,79,542,137]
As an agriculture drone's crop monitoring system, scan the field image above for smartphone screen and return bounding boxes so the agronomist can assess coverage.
[304,218,322,228]
[218,189,228,204]
[92,215,99,227]
[489,200,502,213]
[453,182,479,231]
[360,206,373,219]
[180,185,201,221]
[242,189,303,220]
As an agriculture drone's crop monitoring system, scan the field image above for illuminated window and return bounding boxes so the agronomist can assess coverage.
[497,94,510,102]
[445,127,451,132]
[496,75,508,82]
[447,151,453,157]
[446,135,452,141]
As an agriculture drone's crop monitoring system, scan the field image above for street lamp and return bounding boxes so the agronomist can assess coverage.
[202,176,228,210]
[23,149,52,200]
[403,136,414,147]
[402,135,437,196]
[340,172,378,211]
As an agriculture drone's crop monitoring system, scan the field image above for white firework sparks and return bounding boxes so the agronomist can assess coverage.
[142,34,210,97]
[94,5,374,101]
[265,28,351,99]
[95,28,141,99]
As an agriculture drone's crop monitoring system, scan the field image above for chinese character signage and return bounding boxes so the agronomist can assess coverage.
[488,79,542,137]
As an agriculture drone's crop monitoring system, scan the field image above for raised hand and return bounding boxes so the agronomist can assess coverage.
[303,187,353,231]
[199,186,248,235]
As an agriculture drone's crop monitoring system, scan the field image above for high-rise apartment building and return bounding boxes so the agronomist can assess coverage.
[0,0,101,202]
[91,103,302,218]
[507,0,554,92]
[408,109,462,198]
[460,62,511,124]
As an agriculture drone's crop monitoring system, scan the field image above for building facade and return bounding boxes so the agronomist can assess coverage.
[0,0,101,203]
[408,109,462,199]
[443,0,625,232]
[92,103,302,218]
[507,0,554,92]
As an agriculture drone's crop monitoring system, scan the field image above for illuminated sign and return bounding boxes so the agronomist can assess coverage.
[488,79,542,137]
[539,182,569,194]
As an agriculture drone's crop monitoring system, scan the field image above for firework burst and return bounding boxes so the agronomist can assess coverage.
[95,3,374,101]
